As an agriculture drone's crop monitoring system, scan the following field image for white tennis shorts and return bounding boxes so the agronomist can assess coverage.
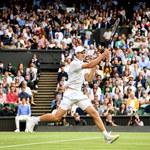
[60,89,91,111]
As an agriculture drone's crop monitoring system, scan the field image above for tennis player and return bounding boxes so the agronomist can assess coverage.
[28,46,119,144]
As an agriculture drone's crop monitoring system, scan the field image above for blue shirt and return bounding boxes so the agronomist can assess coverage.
[19,92,30,99]
[17,104,31,116]
[139,60,149,69]
[18,20,26,26]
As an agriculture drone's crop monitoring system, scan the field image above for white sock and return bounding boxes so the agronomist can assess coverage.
[102,130,110,138]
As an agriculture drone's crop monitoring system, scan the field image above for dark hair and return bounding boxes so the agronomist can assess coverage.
[21,97,27,101]
[4,103,9,107]
[119,103,127,112]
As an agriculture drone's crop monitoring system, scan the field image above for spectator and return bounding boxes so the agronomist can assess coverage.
[128,113,144,126]
[17,63,26,77]
[82,88,90,99]
[103,28,112,48]
[0,87,7,104]
[57,65,68,82]
[103,103,116,116]
[116,103,128,115]
[30,54,40,75]
[113,92,124,111]
[1,77,9,94]
[51,100,61,114]
[142,66,150,80]
[138,55,149,69]
[135,83,145,99]
[93,101,100,112]
[98,98,109,115]
[0,61,5,75]
[6,86,18,109]
[51,94,61,110]
[19,81,35,105]
[127,92,139,113]
[112,80,123,95]
[73,113,87,126]
[90,86,101,101]
[56,80,66,93]
[13,71,25,83]
[3,70,12,85]
[139,90,149,109]
[124,80,136,94]
[82,34,91,48]
[135,73,146,88]
[24,75,35,91]
[14,37,23,49]
[14,98,31,132]
[0,103,14,116]
[144,100,150,114]
[26,66,38,90]
[102,61,112,77]
[105,113,117,126]
[26,63,37,75]
[18,86,30,104]
[75,107,87,116]
[5,63,16,76]
[145,75,150,93]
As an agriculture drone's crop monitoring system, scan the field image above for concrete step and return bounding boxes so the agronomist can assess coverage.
[32,103,50,106]
[34,97,52,100]
[35,92,54,95]
[39,77,57,80]
[34,95,53,98]
[32,112,50,116]
[34,101,52,104]
[32,109,52,112]
[38,84,56,86]
[36,91,54,94]
[37,89,54,92]
[40,75,57,77]
[40,72,58,74]
[39,79,57,81]
[32,71,57,115]
[32,106,50,109]
[38,85,56,87]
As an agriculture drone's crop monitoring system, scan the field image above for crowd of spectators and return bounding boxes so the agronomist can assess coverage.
[0,54,40,116]
[0,0,150,126]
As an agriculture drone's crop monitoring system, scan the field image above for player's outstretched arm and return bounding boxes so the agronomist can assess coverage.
[82,49,110,69]
[85,67,96,82]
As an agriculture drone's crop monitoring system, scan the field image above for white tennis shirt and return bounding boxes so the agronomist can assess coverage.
[64,58,89,91]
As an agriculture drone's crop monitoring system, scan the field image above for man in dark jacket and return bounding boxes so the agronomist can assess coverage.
[0,103,14,116]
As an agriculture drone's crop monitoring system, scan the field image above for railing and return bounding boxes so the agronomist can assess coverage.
[0,116,150,131]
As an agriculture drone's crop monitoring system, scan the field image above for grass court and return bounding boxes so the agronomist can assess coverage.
[0,132,149,150]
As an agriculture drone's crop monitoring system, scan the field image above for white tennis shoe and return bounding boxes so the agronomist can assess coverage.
[14,129,20,133]
[105,134,119,144]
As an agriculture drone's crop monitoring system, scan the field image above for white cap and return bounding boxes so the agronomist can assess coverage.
[75,46,85,54]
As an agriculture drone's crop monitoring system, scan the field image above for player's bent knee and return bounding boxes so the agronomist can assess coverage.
[89,110,99,118]
[54,115,62,121]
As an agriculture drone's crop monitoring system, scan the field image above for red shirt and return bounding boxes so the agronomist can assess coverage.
[7,93,18,103]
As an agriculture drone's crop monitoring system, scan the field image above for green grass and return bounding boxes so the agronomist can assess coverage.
[0,132,149,150]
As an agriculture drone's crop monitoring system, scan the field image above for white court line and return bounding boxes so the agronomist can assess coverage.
[0,137,100,149]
